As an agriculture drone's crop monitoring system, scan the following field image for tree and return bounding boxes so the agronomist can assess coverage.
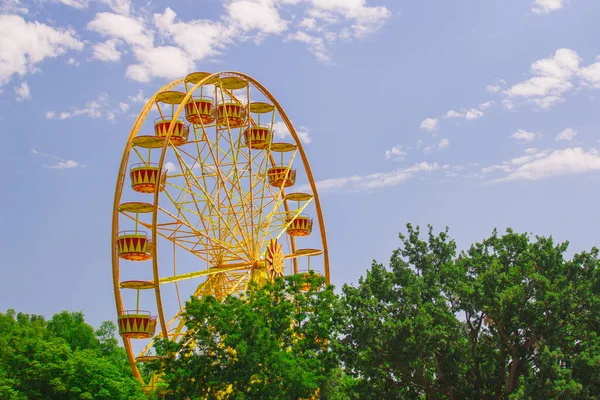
[0,309,145,400]
[341,225,600,399]
[153,274,341,399]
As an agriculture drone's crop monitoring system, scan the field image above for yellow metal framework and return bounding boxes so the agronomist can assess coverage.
[111,71,330,389]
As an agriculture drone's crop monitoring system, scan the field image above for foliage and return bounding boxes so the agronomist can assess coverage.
[341,224,600,399]
[0,309,144,400]
[153,273,341,399]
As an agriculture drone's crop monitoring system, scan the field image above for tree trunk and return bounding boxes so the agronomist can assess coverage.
[506,358,520,394]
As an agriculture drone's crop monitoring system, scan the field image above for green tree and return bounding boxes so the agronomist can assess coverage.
[153,274,341,399]
[46,311,98,351]
[0,309,145,400]
[341,225,600,399]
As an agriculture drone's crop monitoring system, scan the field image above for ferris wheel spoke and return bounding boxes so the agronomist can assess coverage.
[160,186,222,261]
[213,82,259,256]
[183,123,256,260]
[202,133,254,260]
[120,211,215,265]
[156,206,249,262]
[161,152,251,261]
[158,262,251,284]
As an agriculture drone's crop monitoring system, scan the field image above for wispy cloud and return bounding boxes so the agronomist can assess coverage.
[384,145,407,161]
[501,48,591,110]
[273,121,311,144]
[482,147,600,183]
[31,148,84,169]
[424,138,450,154]
[424,100,492,132]
[45,92,129,121]
[298,161,443,192]
[511,129,540,142]
[486,80,506,93]
[14,81,30,102]
[532,0,564,14]
[164,161,178,174]
[128,89,146,103]
[0,14,83,86]
[81,0,390,86]
[420,118,438,132]
[556,128,576,141]
[444,108,483,120]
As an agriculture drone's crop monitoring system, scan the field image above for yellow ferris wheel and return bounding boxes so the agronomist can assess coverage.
[111,71,329,388]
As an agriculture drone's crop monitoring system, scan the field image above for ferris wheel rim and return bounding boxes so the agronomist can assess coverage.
[111,71,329,387]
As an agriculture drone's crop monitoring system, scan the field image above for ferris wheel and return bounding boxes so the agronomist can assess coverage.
[111,71,329,388]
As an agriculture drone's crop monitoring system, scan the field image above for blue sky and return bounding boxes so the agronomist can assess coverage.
[1,0,600,332]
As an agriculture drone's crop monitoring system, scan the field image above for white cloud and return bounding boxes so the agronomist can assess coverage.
[87,12,152,48]
[153,8,231,63]
[532,0,563,14]
[307,0,391,38]
[46,92,120,120]
[307,161,440,192]
[85,1,390,78]
[486,79,506,93]
[1,0,29,14]
[487,148,600,183]
[66,57,80,66]
[295,126,311,144]
[423,138,449,154]
[225,0,288,34]
[285,0,390,60]
[59,0,88,9]
[579,57,600,88]
[14,81,30,101]
[99,0,131,15]
[511,129,540,142]
[31,148,83,169]
[287,31,329,62]
[91,38,122,61]
[420,118,438,132]
[126,45,195,82]
[479,101,492,110]
[89,13,194,82]
[445,108,484,120]
[504,48,580,109]
[47,160,81,169]
[556,128,576,141]
[128,89,145,103]
[164,161,178,173]
[464,109,484,120]
[525,147,539,154]
[0,15,83,86]
[273,120,311,144]
[298,18,318,31]
[384,145,407,160]
[119,102,129,112]
[438,138,450,150]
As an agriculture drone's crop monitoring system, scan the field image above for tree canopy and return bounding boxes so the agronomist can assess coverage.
[152,273,342,399]
[341,224,600,399]
[3,225,599,399]
[0,309,144,400]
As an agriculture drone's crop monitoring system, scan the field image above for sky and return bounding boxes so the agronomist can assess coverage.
[1,0,600,333]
